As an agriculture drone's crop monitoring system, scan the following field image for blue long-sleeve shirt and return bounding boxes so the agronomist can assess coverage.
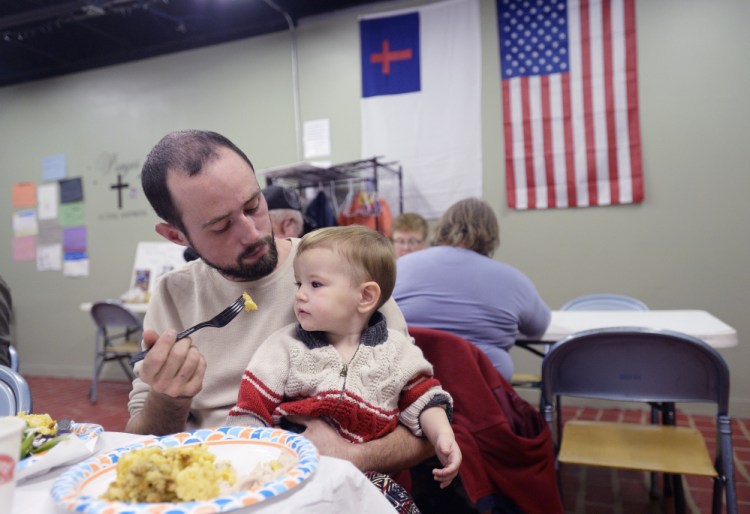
[393,246,550,380]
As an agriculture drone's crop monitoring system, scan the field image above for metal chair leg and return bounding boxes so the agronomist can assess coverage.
[662,402,676,498]
[89,355,104,404]
[718,415,738,514]
[671,474,685,514]
[117,356,136,381]
[649,402,659,498]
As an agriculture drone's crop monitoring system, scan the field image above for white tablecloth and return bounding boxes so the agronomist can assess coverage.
[525,310,738,348]
[13,432,396,514]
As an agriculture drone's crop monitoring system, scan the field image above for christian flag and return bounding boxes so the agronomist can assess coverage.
[498,0,644,210]
[360,0,482,220]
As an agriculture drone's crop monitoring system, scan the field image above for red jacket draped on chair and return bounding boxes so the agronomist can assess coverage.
[409,326,563,514]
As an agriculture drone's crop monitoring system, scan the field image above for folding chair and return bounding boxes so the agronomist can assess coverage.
[8,343,19,371]
[557,293,670,494]
[0,364,32,415]
[560,293,649,311]
[89,300,142,403]
[541,327,737,514]
[512,294,648,395]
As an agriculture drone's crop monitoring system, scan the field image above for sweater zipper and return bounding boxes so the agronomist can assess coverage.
[335,343,361,409]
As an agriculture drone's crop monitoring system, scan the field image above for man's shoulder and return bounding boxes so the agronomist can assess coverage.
[159,259,211,285]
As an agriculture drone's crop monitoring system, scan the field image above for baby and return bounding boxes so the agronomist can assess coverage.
[227,225,461,487]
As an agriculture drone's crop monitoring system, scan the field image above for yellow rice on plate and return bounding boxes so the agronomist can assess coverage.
[101,444,235,503]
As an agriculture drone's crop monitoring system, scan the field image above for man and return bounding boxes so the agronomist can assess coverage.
[262,184,305,238]
[127,130,431,473]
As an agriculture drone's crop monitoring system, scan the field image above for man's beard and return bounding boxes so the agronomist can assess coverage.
[191,235,279,281]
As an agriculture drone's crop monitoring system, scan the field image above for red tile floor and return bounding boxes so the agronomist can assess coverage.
[24,376,750,513]
[26,375,131,432]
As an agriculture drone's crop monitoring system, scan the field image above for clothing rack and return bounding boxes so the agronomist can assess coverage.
[261,157,403,233]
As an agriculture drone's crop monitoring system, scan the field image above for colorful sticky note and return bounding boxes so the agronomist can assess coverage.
[38,219,63,245]
[12,209,38,237]
[62,226,87,254]
[59,202,85,227]
[43,153,66,182]
[12,236,36,261]
[63,251,89,277]
[37,243,62,271]
[37,182,59,220]
[60,177,84,203]
[12,182,36,208]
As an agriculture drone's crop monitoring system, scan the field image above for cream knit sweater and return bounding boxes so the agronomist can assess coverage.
[227,314,452,443]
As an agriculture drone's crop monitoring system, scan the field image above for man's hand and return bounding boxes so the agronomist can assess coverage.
[138,329,205,398]
[125,329,206,435]
[286,417,356,462]
[287,416,433,472]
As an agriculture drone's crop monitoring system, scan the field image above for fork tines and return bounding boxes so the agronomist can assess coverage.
[220,296,246,320]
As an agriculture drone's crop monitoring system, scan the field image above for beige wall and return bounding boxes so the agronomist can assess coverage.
[1,0,748,415]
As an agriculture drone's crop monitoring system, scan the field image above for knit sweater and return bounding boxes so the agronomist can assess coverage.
[227,313,452,443]
[128,238,409,430]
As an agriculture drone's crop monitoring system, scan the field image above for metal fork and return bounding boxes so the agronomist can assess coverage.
[128,295,247,365]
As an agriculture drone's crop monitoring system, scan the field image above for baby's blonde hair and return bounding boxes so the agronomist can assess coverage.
[297,226,396,309]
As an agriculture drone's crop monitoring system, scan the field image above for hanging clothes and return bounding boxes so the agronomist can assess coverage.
[337,187,392,236]
[304,190,338,232]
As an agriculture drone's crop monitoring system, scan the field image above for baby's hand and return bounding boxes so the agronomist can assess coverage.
[431,433,462,488]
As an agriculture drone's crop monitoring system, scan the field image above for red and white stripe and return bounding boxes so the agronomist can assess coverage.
[503,0,643,210]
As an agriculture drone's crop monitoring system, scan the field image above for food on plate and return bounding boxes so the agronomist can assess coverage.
[235,451,295,490]
[17,412,68,459]
[101,445,236,503]
[242,291,258,311]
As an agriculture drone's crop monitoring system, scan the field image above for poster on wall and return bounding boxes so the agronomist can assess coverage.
[128,241,188,300]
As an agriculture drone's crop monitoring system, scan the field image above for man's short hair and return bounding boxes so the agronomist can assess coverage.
[141,130,254,232]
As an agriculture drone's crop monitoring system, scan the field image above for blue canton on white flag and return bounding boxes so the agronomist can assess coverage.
[360,0,482,220]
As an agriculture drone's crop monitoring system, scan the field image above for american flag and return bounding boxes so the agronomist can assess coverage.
[498,0,643,209]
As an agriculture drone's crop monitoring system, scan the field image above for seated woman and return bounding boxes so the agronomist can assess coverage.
[393,198,550,381]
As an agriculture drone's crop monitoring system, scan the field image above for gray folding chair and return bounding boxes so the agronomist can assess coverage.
[0,364,32,415]
[89,300,142,403]
[541,327,737,514]
[9,344,19,371]
[560,293,649,311]
[560,293,675,494]
[512,294,649,393]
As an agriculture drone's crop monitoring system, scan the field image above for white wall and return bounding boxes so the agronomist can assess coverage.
[1,0,748,415]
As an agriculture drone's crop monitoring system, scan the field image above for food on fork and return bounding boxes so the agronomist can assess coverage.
[16,412,67,459]
[242,291,258,312]
[101,445,236,502]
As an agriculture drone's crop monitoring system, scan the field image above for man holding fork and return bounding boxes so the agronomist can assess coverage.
[126,129,432,476]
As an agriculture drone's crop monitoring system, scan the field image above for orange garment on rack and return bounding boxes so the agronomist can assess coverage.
[336,191,392,236]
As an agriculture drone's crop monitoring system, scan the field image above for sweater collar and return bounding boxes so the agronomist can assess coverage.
[296,311,388,349]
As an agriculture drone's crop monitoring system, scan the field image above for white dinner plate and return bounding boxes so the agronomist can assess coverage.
[50,426,320,514]
[18,422,103,480]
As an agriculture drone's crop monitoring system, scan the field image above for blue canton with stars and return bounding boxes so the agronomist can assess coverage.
[497,0,570,79]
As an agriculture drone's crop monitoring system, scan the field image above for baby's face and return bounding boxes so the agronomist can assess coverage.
[293,248,361,333]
